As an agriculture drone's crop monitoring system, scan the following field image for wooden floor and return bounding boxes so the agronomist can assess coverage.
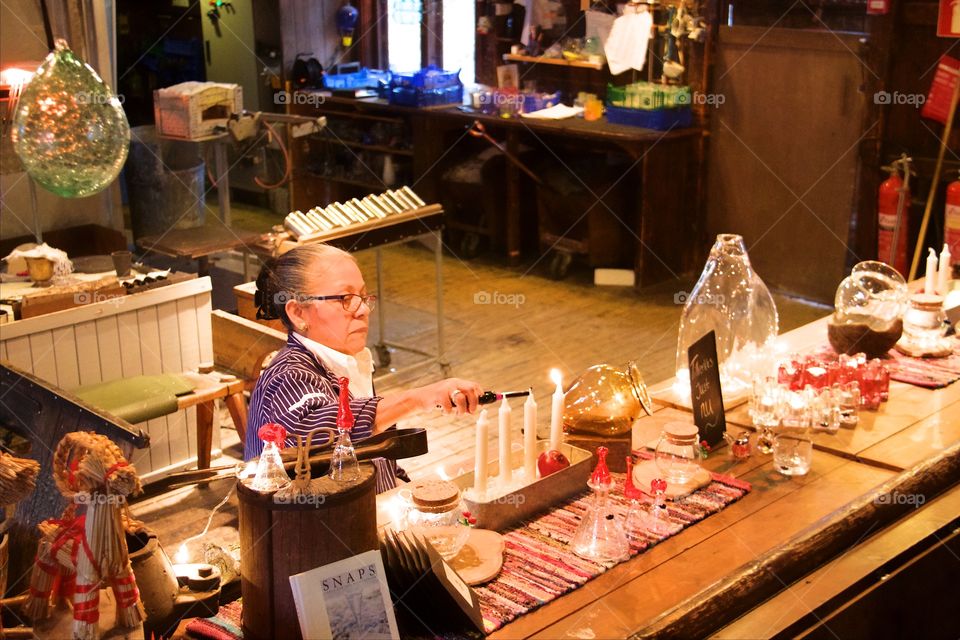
[130,242,826,555]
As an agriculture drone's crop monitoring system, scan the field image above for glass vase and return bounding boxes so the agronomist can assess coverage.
[563,361,654,436]
[676,234,779,395]
[828,260,908,358]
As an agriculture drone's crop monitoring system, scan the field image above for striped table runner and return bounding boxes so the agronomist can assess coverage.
[476,466,752,633]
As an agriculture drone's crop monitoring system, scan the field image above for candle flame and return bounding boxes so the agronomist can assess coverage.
[550,368,562,388]
[174,543,189,565]
[0,67,34,87]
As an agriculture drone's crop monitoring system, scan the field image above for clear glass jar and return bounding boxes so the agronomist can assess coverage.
[902,293,946,346]
[405,480,470,561]
[654,422,703,485]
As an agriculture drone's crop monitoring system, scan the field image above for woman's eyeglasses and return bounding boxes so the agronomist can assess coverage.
[299,293,377,313]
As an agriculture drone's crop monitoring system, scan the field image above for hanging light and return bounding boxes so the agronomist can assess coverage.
[11,39,129,198]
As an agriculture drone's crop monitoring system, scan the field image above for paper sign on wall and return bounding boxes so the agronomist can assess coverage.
[921,55,960,124]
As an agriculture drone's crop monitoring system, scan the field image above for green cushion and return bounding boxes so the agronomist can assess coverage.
[73,374,195,424]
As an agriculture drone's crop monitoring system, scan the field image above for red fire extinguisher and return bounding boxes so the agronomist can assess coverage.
[877,154,912,276]
[945,171,960,271]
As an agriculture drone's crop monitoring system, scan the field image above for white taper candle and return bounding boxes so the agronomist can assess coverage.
[498,396,512,484]
[474,409,489,496]
[523,389,537,479]
[549,368,564,452]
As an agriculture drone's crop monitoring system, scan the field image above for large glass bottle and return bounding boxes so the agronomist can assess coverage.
[675,234,779,395]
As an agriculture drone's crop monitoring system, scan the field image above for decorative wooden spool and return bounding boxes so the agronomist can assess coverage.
[238,463,378,640]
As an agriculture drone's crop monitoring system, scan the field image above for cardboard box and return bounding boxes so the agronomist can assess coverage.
[154,81,242,140]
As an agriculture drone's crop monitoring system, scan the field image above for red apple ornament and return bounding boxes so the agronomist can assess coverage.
[537,449,570,477]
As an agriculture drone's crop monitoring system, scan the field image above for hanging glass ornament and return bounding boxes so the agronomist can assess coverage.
[675,234,779,395]
[11,39,129,198]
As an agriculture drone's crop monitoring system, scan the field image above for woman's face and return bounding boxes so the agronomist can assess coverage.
[287,256,370,355]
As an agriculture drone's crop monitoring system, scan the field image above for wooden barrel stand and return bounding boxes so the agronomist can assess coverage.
[238,464,378,640]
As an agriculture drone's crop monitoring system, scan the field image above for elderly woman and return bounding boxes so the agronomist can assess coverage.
[247,243,482,491]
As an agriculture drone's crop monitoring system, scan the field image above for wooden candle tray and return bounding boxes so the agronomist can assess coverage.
[453,441,595,532]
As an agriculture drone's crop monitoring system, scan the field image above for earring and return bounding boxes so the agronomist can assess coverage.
[300,324,308,331]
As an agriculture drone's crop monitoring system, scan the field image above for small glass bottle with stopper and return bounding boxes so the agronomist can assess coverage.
[249,423,291,492]
[571,446,629,562]
[329,376,360,482]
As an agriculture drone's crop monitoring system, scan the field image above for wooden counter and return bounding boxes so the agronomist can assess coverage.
[471,315,960,638]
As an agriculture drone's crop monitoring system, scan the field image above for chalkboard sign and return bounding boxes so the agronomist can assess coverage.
[687,330,726,447]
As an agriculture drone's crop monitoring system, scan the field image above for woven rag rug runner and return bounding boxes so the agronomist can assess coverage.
[815,339,960,389]
[186,461,751,638]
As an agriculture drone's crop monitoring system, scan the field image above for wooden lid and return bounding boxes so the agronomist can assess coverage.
[411,479,460,509]
[910,292,944,311]
[663,421,699,441]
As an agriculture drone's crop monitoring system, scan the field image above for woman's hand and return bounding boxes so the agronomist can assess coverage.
[419,378,484,415]
[374,378,484,429]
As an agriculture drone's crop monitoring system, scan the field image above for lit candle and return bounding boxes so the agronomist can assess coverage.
[939,243,953,295]
[474,409,489,496]
[523,389,537,480]
[498,396,512,484]
[549,368,564,452]
[926,247,938,294]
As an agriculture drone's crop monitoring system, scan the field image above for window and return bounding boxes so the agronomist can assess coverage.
[387,0,475,85]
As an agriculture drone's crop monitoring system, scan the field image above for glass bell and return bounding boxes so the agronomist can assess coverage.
[571,447,629,562]
[329,377,360,482]
[249,423,291,493]
[676,234,779,395]
[12,39,130,198]
[563,361,654,436]
[828,260,908,358]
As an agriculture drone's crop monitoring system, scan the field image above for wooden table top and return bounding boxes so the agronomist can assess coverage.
[478,312,960,638]
[136,226,266,260]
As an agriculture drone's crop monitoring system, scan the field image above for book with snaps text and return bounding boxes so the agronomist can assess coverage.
[289,549,399,640]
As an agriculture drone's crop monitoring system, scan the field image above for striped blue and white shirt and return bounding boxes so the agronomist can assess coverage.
[246,334,399,492]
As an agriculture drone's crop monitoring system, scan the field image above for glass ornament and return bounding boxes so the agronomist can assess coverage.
[330,377,360,482]
[249,423,291,493]
[676,234,779,395]
[11,39,129,198]
[828,260,908,358]
[562,361,653,436]
[571,447,629,562]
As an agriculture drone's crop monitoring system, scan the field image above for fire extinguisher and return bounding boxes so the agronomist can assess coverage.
[877,153,912,276]
[945,171,960,274]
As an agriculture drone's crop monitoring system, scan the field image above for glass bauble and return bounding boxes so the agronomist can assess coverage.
[676,234,779,394]
[11,39,130,198]
[563,361,653,436]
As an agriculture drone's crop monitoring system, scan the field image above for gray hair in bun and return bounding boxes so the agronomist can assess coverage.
[254,244,356,331]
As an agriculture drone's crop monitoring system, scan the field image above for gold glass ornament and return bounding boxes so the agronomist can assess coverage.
[11,39,129,198]
[563,361,654,436]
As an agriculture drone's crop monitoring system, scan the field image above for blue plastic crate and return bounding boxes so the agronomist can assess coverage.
[605,105,693,130]
[389,83,463,107]
[323,67,391,90]
[390,65,461,90]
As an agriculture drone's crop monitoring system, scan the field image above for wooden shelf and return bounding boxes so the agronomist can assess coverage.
[502,53,604,70]
[306,172,386,191]
[310,137,414,156]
